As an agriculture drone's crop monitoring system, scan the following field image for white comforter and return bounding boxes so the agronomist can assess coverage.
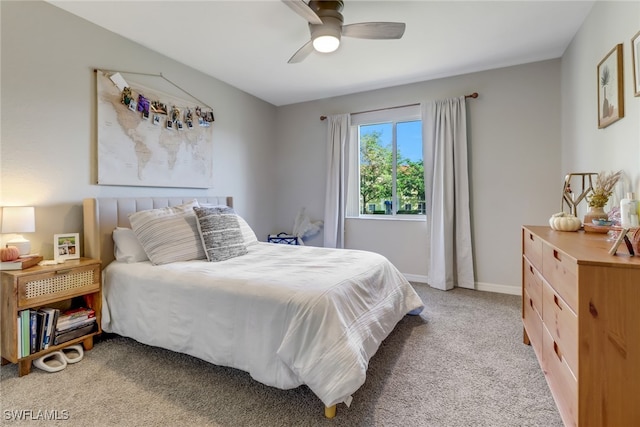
[102,242,424,407]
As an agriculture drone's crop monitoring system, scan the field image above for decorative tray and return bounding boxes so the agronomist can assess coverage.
[583,224,614,233]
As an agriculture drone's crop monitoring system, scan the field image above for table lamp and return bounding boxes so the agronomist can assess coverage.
[1,206,35,256]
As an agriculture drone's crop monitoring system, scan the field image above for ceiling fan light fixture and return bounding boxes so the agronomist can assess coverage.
[310,17,342,53]
[313,35,340,53]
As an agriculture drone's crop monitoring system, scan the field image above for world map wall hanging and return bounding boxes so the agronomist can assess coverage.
[96,69,214,188]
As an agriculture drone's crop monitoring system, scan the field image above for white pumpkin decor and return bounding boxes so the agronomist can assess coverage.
[549,212,582,231]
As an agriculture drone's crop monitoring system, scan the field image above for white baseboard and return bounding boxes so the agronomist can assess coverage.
[475,282,521,296]
[403,273,429,283]
[404,274,521,296]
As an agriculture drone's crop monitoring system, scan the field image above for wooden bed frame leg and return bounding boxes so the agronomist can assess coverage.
[324,405,337,419]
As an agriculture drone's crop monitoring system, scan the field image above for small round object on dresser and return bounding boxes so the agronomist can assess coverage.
[0,246,20,262]
[549,212,582,231]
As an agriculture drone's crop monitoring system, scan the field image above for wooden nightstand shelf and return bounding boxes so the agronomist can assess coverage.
[1,257,102,376]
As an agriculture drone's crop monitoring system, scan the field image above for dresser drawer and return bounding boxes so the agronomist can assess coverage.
[542,281,577,376]
[523,289,543,361]
[523,258,543,318]
[542,242,577,312]
[523,228,543,271]
[543,325,578,427]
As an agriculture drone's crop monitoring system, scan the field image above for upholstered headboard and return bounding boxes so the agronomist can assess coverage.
[82,197,233,267]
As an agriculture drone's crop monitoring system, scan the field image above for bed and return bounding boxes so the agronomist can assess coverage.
[82,197,424,418]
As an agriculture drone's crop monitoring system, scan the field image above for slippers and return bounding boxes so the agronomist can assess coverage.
[33,351,67,373]
[60,344,84,364]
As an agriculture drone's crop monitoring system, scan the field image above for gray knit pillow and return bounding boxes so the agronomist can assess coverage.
[198,203,259,246]
[193,206,247,262]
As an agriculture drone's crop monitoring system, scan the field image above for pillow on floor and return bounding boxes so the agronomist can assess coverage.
[193,206,248,262]
[128,200,206,265]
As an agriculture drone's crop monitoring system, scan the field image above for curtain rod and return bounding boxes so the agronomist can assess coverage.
[319,92,478,121]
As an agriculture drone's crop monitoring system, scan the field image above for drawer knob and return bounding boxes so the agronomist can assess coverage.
[553,294,562,310]
[553,341,563,361]
[589,300,599,318]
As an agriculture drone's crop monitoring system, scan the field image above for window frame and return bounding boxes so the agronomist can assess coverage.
[347,105,425,221]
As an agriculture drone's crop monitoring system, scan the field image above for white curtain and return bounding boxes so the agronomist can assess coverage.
[323,114,350,248]
[422,97,475,290]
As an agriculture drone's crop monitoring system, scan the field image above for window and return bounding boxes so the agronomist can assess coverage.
[347,105,424,218]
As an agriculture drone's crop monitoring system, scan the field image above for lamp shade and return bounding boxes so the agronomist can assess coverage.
[1,206,35,256]
[1,207,35,233]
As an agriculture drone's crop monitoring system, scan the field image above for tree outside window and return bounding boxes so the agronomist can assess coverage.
[358,121,424,216]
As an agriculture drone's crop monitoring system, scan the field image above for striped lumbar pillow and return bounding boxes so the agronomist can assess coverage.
[128,200,206,265]
[193,206,248,262]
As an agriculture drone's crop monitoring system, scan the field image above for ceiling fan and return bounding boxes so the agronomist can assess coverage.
[282,0,406,63]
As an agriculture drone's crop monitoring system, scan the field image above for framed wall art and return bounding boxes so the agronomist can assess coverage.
[597,43,624,129]
[95,70,214,189]
[54,233,80,262]
[632,30,640,97]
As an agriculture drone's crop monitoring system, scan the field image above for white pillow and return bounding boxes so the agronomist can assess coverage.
[237,215,259,246]
[113,227,149,263]
[128,200,206,265]
[199,203,258,246]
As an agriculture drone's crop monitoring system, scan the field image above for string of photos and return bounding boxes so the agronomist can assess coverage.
[106,70,215,130]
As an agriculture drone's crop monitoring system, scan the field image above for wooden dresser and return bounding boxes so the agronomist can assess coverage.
[522,226,640,427]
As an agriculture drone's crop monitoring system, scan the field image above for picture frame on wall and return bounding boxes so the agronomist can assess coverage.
[54,233,80,262]
[632,30,640,97]
[597,43,624,129]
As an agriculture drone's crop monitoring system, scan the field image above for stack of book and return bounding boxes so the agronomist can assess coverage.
[16,307,97,357]
[17,307,59,357]
[1,255,43,271]
[54,307,96,346]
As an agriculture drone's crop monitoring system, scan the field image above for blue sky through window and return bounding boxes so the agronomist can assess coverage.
[363,121,422,162]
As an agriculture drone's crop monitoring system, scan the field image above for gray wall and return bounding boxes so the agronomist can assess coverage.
[275,60,561,292]
[274,0,640,293]
[561,0,640,212]
[3,1,636,294]
[1,1,278,258]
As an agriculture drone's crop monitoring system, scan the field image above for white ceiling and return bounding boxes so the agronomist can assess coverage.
[47,0,595,106]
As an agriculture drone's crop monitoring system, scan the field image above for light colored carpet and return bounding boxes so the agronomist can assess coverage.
[0,284,562,426]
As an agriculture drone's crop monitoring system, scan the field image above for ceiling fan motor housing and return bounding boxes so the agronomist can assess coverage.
[308,0,344,46]
[309,0,344,14]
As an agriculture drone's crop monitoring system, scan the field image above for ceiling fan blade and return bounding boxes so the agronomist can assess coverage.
[342,22,406,39]
[288,40,315,64]
[281,0,323,25]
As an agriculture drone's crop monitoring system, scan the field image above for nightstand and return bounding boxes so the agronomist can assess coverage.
[1,258,102,376]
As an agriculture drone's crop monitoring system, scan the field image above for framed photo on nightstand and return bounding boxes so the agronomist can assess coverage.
[54,233,80,262]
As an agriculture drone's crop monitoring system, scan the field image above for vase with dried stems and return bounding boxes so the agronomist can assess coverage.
[584,170,623,224]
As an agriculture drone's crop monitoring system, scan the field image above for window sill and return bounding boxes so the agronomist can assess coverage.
[346,215,426,222]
